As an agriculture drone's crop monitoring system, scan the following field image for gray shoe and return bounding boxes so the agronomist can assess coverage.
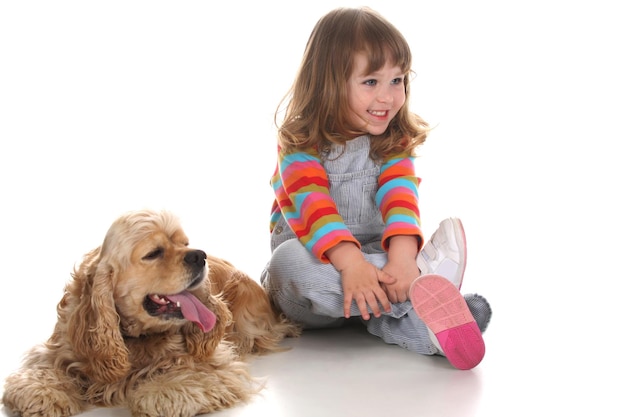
[464,293,492,333]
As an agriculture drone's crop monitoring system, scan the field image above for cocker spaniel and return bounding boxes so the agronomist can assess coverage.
[2,209,299,417]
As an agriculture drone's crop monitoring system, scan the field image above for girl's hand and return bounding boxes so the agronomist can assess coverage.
[325,242,396,320]
[340,259,395,320]
[382,260,420,303]
[382,235,420,303]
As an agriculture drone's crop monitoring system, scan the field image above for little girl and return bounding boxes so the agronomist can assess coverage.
[261,6,492,370]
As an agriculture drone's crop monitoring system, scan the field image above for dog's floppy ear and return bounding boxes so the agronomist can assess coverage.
[67,250,130,383]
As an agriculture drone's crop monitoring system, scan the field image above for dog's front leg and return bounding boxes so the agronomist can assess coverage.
[2,367,88,417]
[127,359,257,417]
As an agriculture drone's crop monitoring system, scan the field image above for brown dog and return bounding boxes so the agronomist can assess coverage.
[2,209,299,417]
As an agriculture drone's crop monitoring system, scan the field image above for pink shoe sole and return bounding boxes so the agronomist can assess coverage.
[410,274,485,370]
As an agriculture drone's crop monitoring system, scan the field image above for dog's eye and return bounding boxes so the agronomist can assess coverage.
[143,248,164,260]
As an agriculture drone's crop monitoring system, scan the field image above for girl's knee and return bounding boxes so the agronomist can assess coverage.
[267,239,312,283]
[266,239,338,293]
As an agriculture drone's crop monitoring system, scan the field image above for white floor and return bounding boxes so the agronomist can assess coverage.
[2,1,625,416]
[2,315,624,417]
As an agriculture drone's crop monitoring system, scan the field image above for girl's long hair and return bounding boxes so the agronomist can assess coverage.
[275,7,429,160]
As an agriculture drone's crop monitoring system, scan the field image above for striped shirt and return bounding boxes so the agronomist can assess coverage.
[270,146,423,263]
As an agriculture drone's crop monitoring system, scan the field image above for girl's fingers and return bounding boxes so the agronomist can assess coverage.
[343,294,353,319]
[365,294,381,318]
[376,269,396,285]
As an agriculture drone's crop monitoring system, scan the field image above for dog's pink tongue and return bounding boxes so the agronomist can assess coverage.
[167,291,216,332]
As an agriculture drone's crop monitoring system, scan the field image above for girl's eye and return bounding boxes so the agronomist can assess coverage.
[364,79,377,86]
[391,77,404,85]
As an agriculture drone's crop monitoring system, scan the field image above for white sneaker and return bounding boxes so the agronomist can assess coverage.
[417,218,467,289]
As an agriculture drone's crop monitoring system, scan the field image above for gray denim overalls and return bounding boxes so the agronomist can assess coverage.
[261,135,437,355]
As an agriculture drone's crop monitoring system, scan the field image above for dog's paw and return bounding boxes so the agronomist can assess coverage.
[2,370,87,417]
[2,388,83,417]
[129,369,254,417]
[128,396,200,417]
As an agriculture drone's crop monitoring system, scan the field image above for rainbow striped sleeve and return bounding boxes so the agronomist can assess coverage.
[376,153,424,251]
[270,148,359,262]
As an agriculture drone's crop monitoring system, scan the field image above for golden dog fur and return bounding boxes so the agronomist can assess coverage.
[2,209,299,417]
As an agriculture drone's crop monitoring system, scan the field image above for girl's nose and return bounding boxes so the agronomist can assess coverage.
[376,88,393,103]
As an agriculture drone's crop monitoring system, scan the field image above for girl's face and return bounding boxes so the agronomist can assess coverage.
[346,53,406,136]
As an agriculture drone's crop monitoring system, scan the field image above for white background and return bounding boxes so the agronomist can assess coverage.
[1,1,625,416]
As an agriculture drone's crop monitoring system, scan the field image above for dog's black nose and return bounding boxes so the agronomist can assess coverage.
[184,250,207,267]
